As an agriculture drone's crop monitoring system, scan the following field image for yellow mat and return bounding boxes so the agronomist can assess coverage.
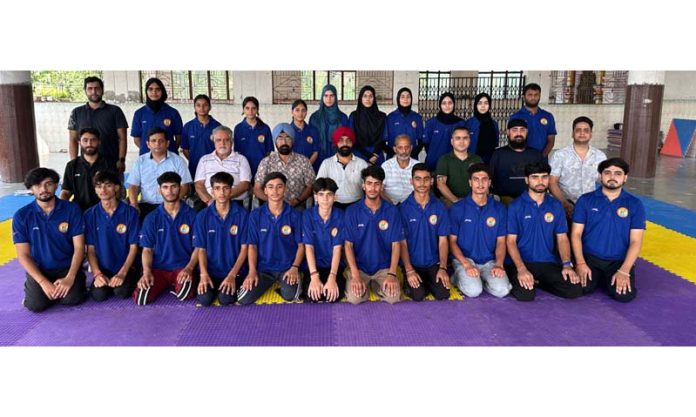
[0,220,15,266]
[641,221,696,284]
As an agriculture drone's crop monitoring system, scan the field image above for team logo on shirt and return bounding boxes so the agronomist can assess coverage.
[58,222,69,233]
[257,134,265,143]
[116,224,127,234]
[429,214,438,225]
[544,212,555,223]
[411,121,417,128]
[281,225,292,235]
[540,117,548,126]
[331,227,338,237]
[486,217,497,227]
[617,207,629,218]
[230,225,239,235]
[378,220,389,231]
[306,136,313,144]
[163,118,172,127]
[179,224,190,234]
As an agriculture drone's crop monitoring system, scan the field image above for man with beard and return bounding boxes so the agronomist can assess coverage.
[489,118,544,205]
[571,158,645,302]
[317,126,368,209]
[508,83,557,157]
[68,76,129,173]
[13,168,87,312]
[131,77,183,155]
[506,162,582,301]
[133,172,199,305]
[436,126,483,207]
[381,134,419,204]
[60,128,113,211]
[254,123,315,209]
[343,165,404,304]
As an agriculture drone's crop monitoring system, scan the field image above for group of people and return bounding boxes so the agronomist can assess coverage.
[11,76,646,312]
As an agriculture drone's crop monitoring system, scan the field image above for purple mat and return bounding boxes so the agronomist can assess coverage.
[0,258,694,346]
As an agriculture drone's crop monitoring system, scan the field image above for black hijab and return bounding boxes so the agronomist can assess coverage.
[396,87,412,116]
[352,85,386,153]
[473,93,497,158]
[145,77,168,113]
[435,92,462,125]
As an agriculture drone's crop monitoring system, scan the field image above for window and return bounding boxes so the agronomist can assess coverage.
[549,71,628,104]
[477,71,524,100]
[419,71,451,100]
[139,71,233,102]
[32,70,104,102]
[272,71,393,104]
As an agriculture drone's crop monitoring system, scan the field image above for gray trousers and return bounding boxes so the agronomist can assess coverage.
[452,258,511,298]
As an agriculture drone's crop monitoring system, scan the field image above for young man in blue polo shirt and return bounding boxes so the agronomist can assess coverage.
[302,177,346,303]
[12,168,87,312]
[193,172,249,306]
[450,163,511,298]
[344,165,404,304]
[398,163,451,301]
[238,172,304,305]
[84,170,141,301]
[571,158,646,302]
[506,162,582,301]
[508,83,557,157]
[133,172,199,305]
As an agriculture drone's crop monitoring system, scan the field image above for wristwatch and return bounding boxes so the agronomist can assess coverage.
[562,261,574,268]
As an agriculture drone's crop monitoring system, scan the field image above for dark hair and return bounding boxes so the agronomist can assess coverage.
[524,161,552,176]
[523,83,542,94]
[24,167,60,189]
[242,96,265,127]
[210,171,235,188]
[93,170,121,188]
[263,171,287,187]
[193,94,211,106]
[79,127,101,140]
[467,163,490,179]
[598,157,630,175]
[145,78,168,101]
[451,126,470,137]
[291,99,308,110]
[312,177,338,193]
[411,163,431,177]
[83,76,104,90]
[572,116,594,130]
[361,165,385,182]
[157,171,182,186]
[147,127,168,140]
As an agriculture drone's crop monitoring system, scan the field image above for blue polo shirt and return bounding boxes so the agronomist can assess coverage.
[449,195,507,265]
[507,193,566,263]
[291,122,321,170]
[12,198,84,270]
[84,201,140,273]
[246,203,303,273]
[386,110,424,149]
[508,107,557,153]
[423,117,467,170]
[399,194,450,268]
[344,199,404,275]
[302,206,345,269]
[573,189,646,261]
[193,203,249,279]
[131,103,184,155]
[140,204,197,271]
[233,119,273,176]
[181,115,221,178]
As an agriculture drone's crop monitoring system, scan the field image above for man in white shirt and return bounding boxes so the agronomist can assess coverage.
[317,127,368,210]
[381,134,418,204]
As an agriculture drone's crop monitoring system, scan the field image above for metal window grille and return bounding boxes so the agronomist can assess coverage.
[139,71,233,103]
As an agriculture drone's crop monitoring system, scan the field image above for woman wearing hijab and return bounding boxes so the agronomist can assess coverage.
[290,99,321,172]
[385,87,424,159]
[348,85,388,165]
[423,92,466,170]
[309,84,348,167]
[233,96,273,177]
[465,93,500,163]
[131,77,184,155]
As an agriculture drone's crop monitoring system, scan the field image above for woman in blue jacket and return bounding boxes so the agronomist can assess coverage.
[233,96,273,176]
[465,93,499,163]
[385,87,424,159]
[309,84,348,167]
[423,92,466,170]
[348,85,387,165]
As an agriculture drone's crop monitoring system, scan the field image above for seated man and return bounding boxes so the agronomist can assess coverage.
[436,126,483,206]
[60,127,112,211]
[317,127,368,209]
[399,163,451,301]
[13,168,87,312]
[303,178,346,303]
[238,172,304,305]
[381,134,419,205]
[193,172,249,306]
[343,165,404,304]
[134,172,199,305]
[571,158,645,302]
[449,163,511,298]
[506,162,582,301]
[84,170,141,301]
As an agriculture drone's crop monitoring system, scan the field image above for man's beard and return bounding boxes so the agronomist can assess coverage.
[338,146,352,157]
[508,137,527,150]
[278,145,292,155]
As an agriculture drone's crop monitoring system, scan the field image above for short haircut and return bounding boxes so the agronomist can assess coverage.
[312,177,338,194]
[93,170,121,187]
[157,171,182,186]
[467,162,490,179]
[83,76,104,90]
[79,127,101,140]
[572,116,594,130]
[451,126,470,137]
[361,165,385,182]
[263,171,287,187]
[393,134,412,146]
[523,83,542,94]
[212,125,233,141]
[147,127,168,140]
[524,161,552,176]
[411,162,431,177]
[598,157,630,175]
[210,172,235,188]
[292,99,308,110]
[24,167,60,189]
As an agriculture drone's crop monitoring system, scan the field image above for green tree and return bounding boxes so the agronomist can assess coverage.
[31,70,103,102]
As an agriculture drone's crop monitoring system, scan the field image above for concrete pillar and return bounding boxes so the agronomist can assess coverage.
[621,71,665,178]
[0,71,39,183]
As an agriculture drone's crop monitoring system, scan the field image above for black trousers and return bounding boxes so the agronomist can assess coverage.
[302,266,346,303]
[90,266,140,302]
[506,262,583,302]
[237,271,301,305]
[583,254,637,302]
[24,267,87,312]
[197,274,244,306]
[404,264,451,301]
